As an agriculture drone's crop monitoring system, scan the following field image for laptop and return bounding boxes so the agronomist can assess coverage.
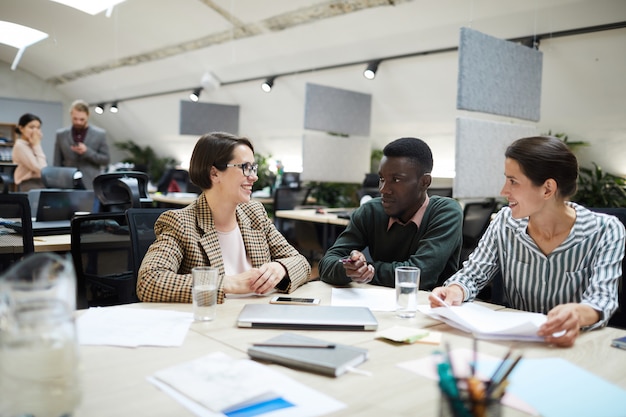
[5,190,96,236]
[237,304,378,331]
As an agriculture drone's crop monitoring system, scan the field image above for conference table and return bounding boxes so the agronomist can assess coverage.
[72,280,626,417]
[150,192,274,207]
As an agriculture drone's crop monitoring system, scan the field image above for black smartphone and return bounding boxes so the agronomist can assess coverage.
[270,296,321,305]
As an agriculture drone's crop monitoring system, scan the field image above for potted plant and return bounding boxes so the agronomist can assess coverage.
[114,140,178,183]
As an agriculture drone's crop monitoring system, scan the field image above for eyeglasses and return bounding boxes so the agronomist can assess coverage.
[223,162,258,177]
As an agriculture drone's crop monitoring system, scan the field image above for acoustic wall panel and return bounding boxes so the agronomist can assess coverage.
[304,83,372,136]
[454,117,536,199]
[301,131,370,183]
[179,101,239,136]
[457,27,543,122]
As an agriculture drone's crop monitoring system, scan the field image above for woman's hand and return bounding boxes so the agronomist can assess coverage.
[428,284,465,307]
[538,303,599,347]
[250,262,287,294]
[26,129,43,146]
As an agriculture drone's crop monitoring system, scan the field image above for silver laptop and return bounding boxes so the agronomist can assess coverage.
[237,304,378,331]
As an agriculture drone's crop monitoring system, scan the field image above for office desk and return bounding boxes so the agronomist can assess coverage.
[151,193,274,207]
[0,232,71,254]
[73,281,626,417]
[274,208,352,250]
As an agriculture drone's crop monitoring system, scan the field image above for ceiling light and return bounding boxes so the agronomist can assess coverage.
[95,103,105,114]
[0,21,49,70]
[189,88,202,102]
[109,102,119,113]
[50,0,126,16]
[363,61,380,80]
[261,77,275,93]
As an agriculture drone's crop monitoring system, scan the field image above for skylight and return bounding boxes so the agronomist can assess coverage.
[50,0,126,16]
[0,21,49,70]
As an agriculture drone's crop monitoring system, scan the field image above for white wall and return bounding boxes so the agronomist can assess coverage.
[1,27,625,180]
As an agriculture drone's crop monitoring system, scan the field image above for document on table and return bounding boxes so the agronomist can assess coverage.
[149,351,346,417]
[77,307,193,347]
[331,287,396,311]
[417,302,547,341]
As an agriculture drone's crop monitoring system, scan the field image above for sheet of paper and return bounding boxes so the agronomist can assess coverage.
[331,287,396,311]
[149,352,346,417]
[77,307,193,347]
[417,302,547,341]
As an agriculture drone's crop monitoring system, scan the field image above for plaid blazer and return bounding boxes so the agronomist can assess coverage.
[137,195,311,303]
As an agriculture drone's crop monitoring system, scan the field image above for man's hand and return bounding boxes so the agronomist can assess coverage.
[70,142,87,155]
[342,250,374,284]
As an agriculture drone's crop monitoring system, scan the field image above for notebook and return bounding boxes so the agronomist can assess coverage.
[237,304,378,331]
[248,332,369,377]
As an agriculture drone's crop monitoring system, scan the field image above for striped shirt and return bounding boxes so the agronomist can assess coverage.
[446,202,625,329]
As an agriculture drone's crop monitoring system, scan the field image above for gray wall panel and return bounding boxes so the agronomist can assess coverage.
[304,83,371,136]
[179,101,239,136]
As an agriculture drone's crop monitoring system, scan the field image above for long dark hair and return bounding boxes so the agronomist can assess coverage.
[505,136,578,199]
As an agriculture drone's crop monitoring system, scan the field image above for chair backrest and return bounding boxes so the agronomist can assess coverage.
[125,208,169,280]
[41,166,84,189]
[589,207,626,329]
[273,187,311,211]
[0,193,34,270]
[461,199,498,262]
[70,212,135,309]
[93,171,152,212]
[156,168,201,194]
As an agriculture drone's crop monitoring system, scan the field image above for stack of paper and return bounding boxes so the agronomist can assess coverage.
[417,302,547,341]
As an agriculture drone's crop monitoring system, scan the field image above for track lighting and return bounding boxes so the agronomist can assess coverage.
[95,103,105,114]
[363,60,380,80]
[189,88,202,102]
[109,101,119,113]
[261,77,275,93]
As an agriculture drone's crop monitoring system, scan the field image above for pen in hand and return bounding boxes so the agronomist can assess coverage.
[431,292,451,308]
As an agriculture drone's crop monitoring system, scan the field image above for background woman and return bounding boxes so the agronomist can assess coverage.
[12,113,47,191]
[138,132,310,303]
[430,136,625,347]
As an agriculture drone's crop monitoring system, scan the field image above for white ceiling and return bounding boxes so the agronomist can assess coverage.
[3,0,624,104]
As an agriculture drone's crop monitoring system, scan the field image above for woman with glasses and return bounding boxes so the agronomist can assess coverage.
[137,132,310,303]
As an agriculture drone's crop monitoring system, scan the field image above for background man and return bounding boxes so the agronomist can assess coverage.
[54,99,110,190]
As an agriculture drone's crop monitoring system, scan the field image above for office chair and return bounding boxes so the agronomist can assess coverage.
[125,207,169,280]
[590,207,626,329]
[156,168,201,194]
[273,187,312,241]
[93,171,152,212]
[41,166,85,189]
[70,212,136,309]
[0,193,34,271]
[461,199,498,263]
[0,163,17,193]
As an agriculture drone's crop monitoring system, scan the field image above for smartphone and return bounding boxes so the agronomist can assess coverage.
[610,335,626,350]
[270,296,321,305]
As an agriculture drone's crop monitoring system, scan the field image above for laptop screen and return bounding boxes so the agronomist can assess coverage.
[36,190,95,222]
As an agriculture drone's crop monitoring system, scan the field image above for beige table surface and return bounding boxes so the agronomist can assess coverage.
[73,280,626,417]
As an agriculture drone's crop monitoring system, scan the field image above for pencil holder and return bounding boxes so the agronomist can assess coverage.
[439,386,501,417]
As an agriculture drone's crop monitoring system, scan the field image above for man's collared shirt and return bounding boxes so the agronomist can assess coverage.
[387,194,430,230]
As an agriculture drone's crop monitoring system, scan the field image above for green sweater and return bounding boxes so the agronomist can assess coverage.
[319,196,463,289]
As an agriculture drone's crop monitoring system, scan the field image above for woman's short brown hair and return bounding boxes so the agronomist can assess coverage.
[188,132,254,190]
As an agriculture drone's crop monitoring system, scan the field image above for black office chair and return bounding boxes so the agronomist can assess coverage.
[273,186,312,239]
[125,207,169,280]
[356,173,381,201]
[41,166,85,189]
[590,207,626,329]
[70,212,136,309]
[93,171,152,212]
[0,193,34,271]
[156,168,201,194]
[461,199,498,263]
[0,163,17,193]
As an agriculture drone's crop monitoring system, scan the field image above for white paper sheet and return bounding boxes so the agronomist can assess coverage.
[77,307,193,347]
[149,352,346,417]
[417,302,547,341]
[331,287,396,311]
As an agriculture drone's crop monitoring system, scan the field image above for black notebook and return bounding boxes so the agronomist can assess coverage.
[247,333,368,377]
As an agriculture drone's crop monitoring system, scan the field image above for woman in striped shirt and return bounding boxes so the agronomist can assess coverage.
[430,136,625,347]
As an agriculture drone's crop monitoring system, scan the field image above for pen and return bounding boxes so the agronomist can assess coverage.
[252,343,336,349]
[338,257,355,264]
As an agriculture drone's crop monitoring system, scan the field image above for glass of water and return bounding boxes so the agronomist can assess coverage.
[395,266,420,318]
[192,267,218,321]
